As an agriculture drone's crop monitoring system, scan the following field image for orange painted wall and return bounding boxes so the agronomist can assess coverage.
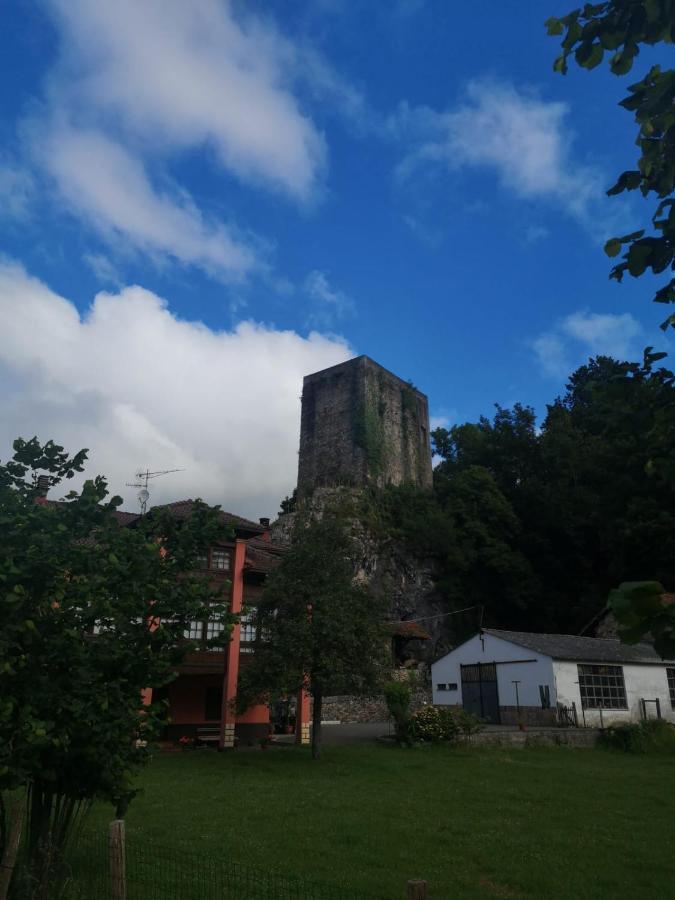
[168,674,269,725]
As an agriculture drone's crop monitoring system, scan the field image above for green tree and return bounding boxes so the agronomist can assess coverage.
[240,511,387,760]
[608,580,675,656]
[430,351,675,632]
[546,1,675,327]
[0,437,232,896]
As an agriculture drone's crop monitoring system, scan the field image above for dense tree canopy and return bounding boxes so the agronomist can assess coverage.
[239,511,387,760]
[546,1,675,326]
[379,350,675,638]
[0,437,232,892]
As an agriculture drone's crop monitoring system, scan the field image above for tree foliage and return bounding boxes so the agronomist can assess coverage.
[608,580,675,657]
[239,511,387,760]
[546,1,675,327]
[422,350,675,635]
[0,437,232,892]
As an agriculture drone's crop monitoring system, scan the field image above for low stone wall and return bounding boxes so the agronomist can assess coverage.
[498,705,557,727]
[321,690,432,723]
[467,729,599,749]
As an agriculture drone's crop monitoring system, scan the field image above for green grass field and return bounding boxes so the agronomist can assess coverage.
[84,743,675,899]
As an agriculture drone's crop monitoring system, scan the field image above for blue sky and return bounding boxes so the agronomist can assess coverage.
[0,0,671,517]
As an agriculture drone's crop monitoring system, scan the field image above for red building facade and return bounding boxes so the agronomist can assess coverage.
[144,501,310,749]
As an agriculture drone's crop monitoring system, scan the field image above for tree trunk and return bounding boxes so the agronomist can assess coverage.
[0,799,24,900]
[311,689,323,760]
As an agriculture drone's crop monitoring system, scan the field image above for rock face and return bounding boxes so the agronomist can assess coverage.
[297,355,433,498]
[271,487,451,670]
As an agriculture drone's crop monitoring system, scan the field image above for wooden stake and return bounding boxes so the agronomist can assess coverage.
[407,879,428,899]
[0,800,25,900]
[108,819,126,900]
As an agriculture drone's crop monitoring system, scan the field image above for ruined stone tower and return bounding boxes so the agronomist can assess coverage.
[297,355,433,497]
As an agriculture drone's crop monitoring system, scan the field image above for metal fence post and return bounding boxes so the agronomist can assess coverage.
[108,819,127,900]
[407,879,428,899]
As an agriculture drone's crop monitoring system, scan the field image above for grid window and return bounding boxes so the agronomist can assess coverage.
[196,553,208,570]
[210,549,230,571]
[577,664,627,710]
[185,620,203,641]
[240,609,257,644]
[436,683,447,691]
[667,668,675,708]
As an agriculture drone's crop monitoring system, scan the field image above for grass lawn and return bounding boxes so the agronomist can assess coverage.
[84,743,675,899]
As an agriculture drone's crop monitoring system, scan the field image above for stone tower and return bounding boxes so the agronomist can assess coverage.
[297,355,433,497]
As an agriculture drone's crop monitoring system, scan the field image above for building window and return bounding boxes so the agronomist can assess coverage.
[447,683,458,691]
[240,609,257,644]
[436,683,447,691]
[667,668,675,708]
[185,611,226,648]
[196,553,208,569]
[539,685,551,709]
[210,548,230,571]
[577,664,627,709]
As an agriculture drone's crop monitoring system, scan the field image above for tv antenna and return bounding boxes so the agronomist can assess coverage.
[126,468,185,515]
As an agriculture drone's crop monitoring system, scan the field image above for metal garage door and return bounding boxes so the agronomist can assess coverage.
[460,662,500,724]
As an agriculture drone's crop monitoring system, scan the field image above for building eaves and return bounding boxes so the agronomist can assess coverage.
[484,628,674,665]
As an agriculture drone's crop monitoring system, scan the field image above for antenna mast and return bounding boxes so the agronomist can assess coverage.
[126,467,185,515]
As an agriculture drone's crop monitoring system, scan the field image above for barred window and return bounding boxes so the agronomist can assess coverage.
[210,549,230,571]
[577,664,627,710]
[667,668,675,708]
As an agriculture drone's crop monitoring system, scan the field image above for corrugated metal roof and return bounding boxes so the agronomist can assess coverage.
[484,628,673,665]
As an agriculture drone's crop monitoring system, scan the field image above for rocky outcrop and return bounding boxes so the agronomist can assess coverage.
[271,487,453,670]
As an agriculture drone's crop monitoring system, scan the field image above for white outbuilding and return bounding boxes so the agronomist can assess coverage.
[431,628,675,727]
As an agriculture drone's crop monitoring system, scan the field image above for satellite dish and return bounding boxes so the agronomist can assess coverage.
[138,488,150,503]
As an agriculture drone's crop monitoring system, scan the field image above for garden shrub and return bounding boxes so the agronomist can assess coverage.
[384,680,413,745]
[409,706,482,743]
[599,719,675,754]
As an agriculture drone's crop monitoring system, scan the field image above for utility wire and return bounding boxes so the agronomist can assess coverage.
[388,605,477,625]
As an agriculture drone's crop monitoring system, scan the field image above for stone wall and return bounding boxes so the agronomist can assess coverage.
[297,356,433,497]
[321,690,432,723]
[498,705,557,727]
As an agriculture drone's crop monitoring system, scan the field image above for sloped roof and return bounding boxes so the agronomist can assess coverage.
[150,499,265,533]
[388,621,431,640]
[484,628,673,665]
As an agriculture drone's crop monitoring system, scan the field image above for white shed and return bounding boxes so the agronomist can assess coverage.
[431,628,675,727]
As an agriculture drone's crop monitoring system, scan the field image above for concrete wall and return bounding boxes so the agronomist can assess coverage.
[297,355,433,497]
[431,632,556,713]
[553,660,675,726]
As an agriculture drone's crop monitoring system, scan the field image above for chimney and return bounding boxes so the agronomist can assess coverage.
[259,517,270,528]
[36,474,50,497]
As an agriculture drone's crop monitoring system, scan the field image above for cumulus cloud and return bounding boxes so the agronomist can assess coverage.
[532,311,643,379]
[393,79,604,228]
[17,0,344,279]
[304,270,354,327]
[44,0,325,200]
[38,127,256,281]
[0,261,352,518]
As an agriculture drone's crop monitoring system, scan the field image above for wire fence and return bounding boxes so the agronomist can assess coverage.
[62,827,385,900]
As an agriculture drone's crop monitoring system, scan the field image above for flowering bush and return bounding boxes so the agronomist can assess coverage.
[178,735,192,747]
[410,706,481,742]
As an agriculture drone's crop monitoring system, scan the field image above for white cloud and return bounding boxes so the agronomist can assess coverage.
[45,0,325,201]
[394,79,604,228]
[532,311,642,379]
[0,260,352,518]
[304,270,354,326]
[38,127,256,281]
